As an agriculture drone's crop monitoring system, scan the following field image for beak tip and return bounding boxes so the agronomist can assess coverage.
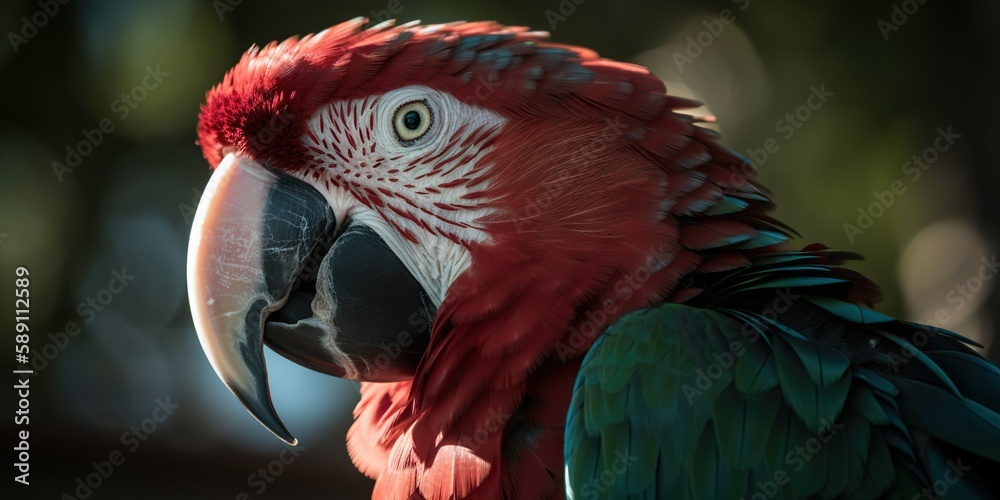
[251,409,297,445]
[259,416,297,446]
[225,377,299,446]
[264,422,298,446]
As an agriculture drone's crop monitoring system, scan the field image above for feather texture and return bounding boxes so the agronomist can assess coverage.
[565,249,1000,498]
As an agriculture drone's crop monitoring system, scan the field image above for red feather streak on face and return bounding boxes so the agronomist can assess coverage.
[198,19,783,499]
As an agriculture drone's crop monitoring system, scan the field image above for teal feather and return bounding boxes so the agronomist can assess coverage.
[894,378,1000,461]
[743,265,833,276]
[761,405,793,480]
[803,295,895,324]
[772,335,851,431]
[734,230,789,250]
[625,402,658,492]
[853,367,898,396]
[743,276,848,291]
[847,385,891,426]
[840,410,871,491]
[924,350,1000,411]
[752,253,821,266]
[732,337,779,395]
[700,196,749,216]
[854,431,895,498]
[710,386,781,469]
[565,248,1000,499]
[689,422,747,500]
[790,337,850,386]
[693,232,754,250]
[896,320,984,347]
[877,330,963,397]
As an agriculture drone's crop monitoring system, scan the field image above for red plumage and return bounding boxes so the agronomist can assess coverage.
[198,18,783,499]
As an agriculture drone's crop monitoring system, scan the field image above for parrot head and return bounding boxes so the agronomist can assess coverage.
[190,18,747,452]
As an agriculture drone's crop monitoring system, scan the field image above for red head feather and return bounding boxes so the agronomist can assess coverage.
[198,18,782,499]
[198,19,548,170]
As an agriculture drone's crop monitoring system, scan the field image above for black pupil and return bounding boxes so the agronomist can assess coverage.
[403,110,422,131]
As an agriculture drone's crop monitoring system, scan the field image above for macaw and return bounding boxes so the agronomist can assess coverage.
[187,18,1000,499]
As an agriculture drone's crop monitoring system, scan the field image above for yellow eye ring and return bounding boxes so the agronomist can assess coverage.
[393,101,433,144]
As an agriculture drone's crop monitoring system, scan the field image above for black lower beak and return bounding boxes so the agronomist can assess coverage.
[264,223,435,381]
[188,154,433,444]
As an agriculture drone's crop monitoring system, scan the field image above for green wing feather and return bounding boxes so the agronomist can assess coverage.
[565,249,1000,499]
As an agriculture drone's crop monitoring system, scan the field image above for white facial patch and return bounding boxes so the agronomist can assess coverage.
[300,85,506,305]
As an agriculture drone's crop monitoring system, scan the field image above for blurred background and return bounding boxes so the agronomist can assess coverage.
[2,0,998,498]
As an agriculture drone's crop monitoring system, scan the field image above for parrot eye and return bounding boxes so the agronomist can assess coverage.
[393,100,433,144]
